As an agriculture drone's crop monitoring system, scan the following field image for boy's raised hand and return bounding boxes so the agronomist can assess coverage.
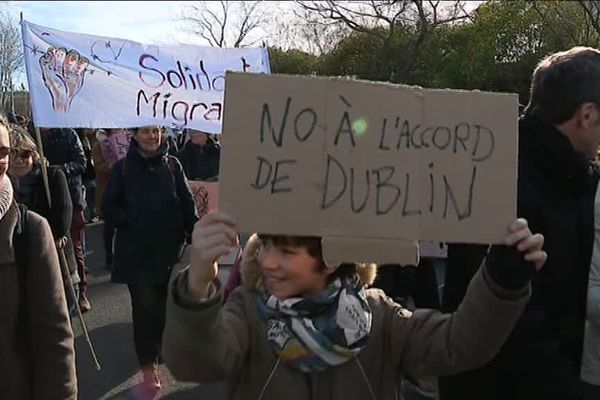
[486,218,547,291]
[188,211,238,299]
[504,218,546,270]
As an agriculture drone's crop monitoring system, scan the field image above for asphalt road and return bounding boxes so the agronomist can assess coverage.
[75,221,229,400]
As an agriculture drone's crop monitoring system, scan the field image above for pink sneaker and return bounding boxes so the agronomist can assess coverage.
[142,367,161,391]
[126,367,161,400]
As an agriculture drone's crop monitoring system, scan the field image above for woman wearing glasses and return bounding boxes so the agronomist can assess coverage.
[0,115,76,400]
[7,126,80,311]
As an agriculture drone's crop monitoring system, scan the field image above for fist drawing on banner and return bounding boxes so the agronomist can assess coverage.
[39,47,89,113]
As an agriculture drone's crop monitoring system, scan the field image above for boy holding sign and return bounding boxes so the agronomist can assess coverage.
[162,210,545,399]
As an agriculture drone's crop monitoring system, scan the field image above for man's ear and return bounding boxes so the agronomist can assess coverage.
[577,102,600,129]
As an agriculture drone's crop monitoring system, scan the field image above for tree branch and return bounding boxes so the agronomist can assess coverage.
[577,0,600,38]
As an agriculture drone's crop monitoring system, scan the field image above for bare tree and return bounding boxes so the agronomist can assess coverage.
[295,1,473,80]
[296,1,472,38]
[0,11,22,112]
[181,1,268,47]
[269,5,349,55]
[576,0,600,42]
[527,1,599,49]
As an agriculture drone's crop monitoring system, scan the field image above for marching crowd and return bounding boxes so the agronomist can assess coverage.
[0,46,599,400]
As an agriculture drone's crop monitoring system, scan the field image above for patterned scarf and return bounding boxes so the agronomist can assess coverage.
[12,164,41,207]
[0,174,14,221]
[256,275,372,373]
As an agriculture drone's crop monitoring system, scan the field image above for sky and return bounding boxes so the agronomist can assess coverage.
[7,1,197,45]
[4,1,279,88]
[6,1,483,48]
[3,0,482,88]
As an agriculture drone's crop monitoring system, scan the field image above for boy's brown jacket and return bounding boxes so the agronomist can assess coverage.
[0,203,77,400]
[163,235,530,400]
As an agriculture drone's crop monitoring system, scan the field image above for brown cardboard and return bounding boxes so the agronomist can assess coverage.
[187,181,219,218]
[219,72,518,264]
[322,237,419,267]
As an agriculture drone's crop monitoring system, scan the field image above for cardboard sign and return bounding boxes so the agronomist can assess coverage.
[219,73,518,264]
[187,181,219,218]
[322,237,419,267]
[419,241,448,259]
[186,180,240,265]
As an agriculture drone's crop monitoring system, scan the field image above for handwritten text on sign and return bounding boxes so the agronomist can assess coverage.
[219,73,518,244]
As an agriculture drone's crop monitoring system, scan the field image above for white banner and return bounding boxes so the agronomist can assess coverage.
[21,20,270,133]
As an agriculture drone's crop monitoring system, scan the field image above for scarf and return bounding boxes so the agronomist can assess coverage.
[0,174,14,220]
[256,275,372,373]
[13,164,41,207]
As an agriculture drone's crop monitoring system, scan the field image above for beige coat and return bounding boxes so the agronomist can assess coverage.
[163,236,530,400]
[0,203,77,400]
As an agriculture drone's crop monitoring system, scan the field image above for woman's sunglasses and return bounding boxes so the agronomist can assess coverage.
[0,146,33,159]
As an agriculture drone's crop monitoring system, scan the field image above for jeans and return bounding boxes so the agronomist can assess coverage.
[70,210,88,295]
[127,283,168,367]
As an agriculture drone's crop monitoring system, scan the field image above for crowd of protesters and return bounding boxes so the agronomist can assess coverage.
[1,45,600,400]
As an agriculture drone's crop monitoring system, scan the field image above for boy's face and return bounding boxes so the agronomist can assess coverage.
[258,239,334,300]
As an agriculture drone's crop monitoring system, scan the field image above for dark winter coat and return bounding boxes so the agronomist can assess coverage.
[12,165,79,284]
[440,116,599,400]
[175,140,220,181]
[42,128,87,211]
[103,139,198,284]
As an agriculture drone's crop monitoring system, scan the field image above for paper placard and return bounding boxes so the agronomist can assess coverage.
[21,20,270,132]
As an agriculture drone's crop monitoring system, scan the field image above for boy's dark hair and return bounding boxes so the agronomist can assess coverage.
[257,234,359,283]
[525,47,600,124]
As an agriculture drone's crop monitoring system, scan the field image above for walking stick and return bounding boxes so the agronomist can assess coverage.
[33,127,52,209]
[58,248,102,371]
[33,125,101,371]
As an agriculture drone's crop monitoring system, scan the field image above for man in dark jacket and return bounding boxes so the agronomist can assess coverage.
[439,47,600,400]
[41,127,92,312]
[175,129,220,181]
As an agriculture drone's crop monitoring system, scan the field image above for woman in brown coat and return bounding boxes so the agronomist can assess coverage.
[0,116,77,399]
[163,211,546,400]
